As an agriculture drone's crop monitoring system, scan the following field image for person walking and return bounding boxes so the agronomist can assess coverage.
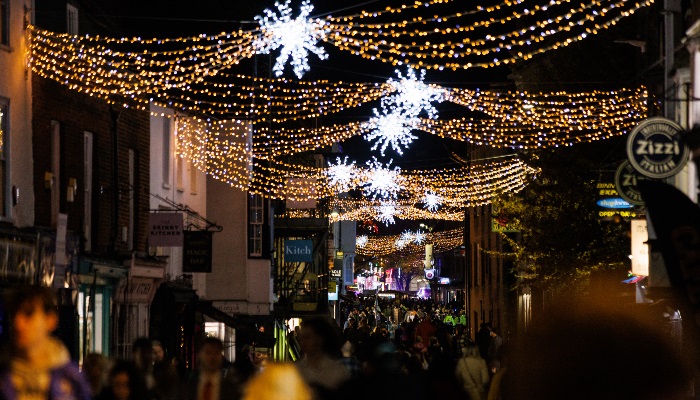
[455,342,490,400]
[177,337,240,400]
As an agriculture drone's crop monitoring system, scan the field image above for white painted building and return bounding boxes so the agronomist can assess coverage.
[0,0,34,227]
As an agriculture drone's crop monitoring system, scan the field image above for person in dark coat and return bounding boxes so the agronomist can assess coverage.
[475,323,492,360]
[177,337,240,400]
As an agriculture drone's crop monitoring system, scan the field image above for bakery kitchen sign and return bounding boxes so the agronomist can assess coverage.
[626,117,689,179]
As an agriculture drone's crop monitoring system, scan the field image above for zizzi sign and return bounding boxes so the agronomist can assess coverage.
[284,240,313,262]
[626,117,688,179]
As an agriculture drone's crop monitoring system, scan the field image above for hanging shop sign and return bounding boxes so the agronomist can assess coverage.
[614,160,649,206]
[148,212,184,247]
[183,231,213,273]
[596,198,633,209]
[626,117,688,179]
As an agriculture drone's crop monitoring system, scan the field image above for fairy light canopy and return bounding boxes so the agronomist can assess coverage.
[24,0,650,219]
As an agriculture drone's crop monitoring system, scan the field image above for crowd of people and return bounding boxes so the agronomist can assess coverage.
[0,285,696,400]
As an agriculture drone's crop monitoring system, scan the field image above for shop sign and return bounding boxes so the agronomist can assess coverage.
[614,160,649,206]
[596,198,633,209]
[149,212,183,247]
[626,117,688,179]
[631,220,649,276]
[284,240,313,262]
[183,231,212,273]
[330,258,343,279]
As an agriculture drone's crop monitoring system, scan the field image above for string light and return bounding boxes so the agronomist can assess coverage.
[253,0,330,78]
[356,228,465,257]
[326,0,653,70]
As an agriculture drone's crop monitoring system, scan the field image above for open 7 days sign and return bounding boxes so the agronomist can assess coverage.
[626,117,689,179]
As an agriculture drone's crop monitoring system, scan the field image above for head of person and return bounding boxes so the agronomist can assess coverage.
[298,317,343,359]
[132,337,154,371]
[198,336,224,374]
[151,340,165,363]
[6,285,58,353]
[242,363,312,400]
[504,302,693,400]
[463,342,480,358]
[83,352,108,395]
[107,359,147,400]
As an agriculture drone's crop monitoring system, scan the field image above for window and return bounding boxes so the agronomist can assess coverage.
[0,0,9,46]
[162,117,170,188]
[128,149,135,251]
[189,161,197,195]
[66,4,78,35]
[248,194,263,257]
[51,120,60,226]
[83,132,93,251]
[0,98,7,217]
[175,148,184,192]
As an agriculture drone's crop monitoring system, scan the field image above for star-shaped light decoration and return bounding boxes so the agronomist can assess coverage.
[326,156,356,193]
[413,230,427,245]
[375,203,397,226]
[254,0,330,78]
[365,108,419,156]
[362,157,403,200]
[386,68,445,119]
[356,235,368,248]
[422,190,443,212]
[395,237,409,249]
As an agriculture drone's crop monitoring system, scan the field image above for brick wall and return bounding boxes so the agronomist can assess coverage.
[32,76,151,256]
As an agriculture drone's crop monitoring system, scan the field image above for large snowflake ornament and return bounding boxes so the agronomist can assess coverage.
[362,157,403,200]
[326,156,356,192]
[375,203,397,226]
[365,108,419,156]
[386,68,445,119]
[413,230,427,245]
[356,235,368,248]
[422,190,443,212]
[254,0,330,78]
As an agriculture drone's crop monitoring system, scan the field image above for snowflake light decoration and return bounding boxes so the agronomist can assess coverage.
[395,237,409,249]
[362,158,403,200]
[326,156,356,192]
[386,68,445,119]
[375,203,397,226]
[254,0,330,78]
[365,108,419,156]
[422,190,443,212]
[356,235,368,248]
[413,230,427,245]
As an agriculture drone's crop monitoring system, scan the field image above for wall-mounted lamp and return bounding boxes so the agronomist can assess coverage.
[44,172,54,189]
[330,207,339,218]
[67,178,77,202]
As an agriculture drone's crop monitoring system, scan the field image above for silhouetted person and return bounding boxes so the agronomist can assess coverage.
[296,317,350,399]
[98,359,149,400]
[178,337,240,400]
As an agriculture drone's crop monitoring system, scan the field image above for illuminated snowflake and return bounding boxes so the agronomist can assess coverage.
[395,237,408,249]
[365,108,419,156]
[326,156,356,192]
[386,68,444,119]
[400,230,415,243]
[356,235,368,248]
[422,190,443,212]
[375,203,397,225]
[362,157,403,200]
[413,230,427,245]
[254,0,329,78]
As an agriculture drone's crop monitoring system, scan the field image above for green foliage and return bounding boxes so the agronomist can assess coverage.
[493,143,630,294]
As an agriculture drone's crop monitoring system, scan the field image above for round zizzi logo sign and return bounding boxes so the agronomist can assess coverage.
[614,160,649,206]
[626,117,688,179]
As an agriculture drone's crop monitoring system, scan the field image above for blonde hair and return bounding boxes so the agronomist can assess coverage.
[242,363,313,400]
